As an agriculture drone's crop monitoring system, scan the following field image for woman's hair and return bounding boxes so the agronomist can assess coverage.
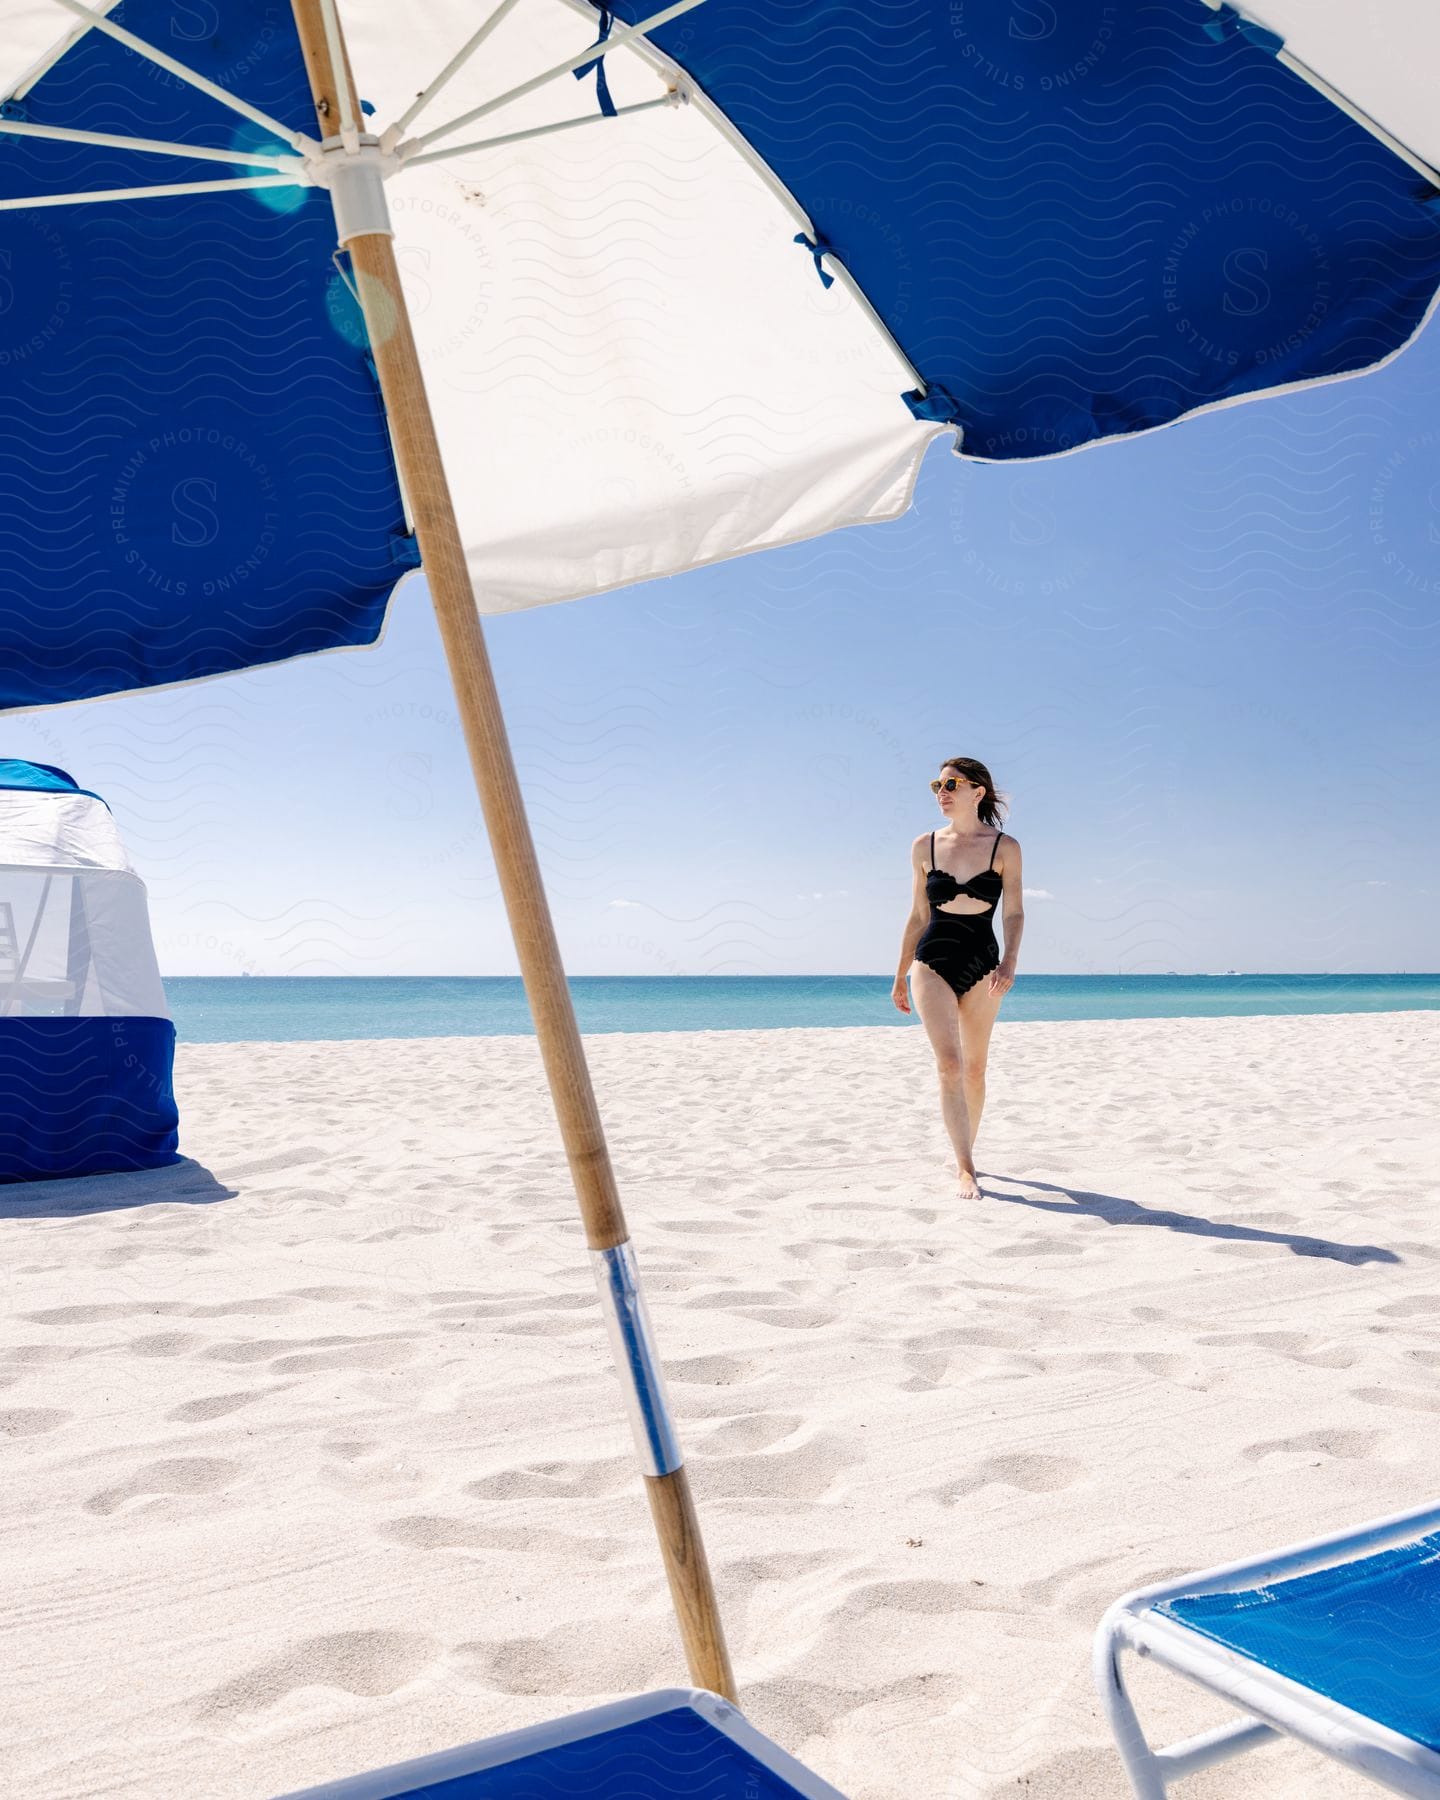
[941,757,1007,829]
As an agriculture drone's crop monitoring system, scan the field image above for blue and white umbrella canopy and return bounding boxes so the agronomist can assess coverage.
[0,759,178,1181]
[2,0,1439,707]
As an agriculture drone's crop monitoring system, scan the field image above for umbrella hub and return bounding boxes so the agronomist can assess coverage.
[303,135,401,244]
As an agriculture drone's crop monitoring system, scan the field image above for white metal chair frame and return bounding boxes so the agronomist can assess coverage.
[1094,1500,1440,1799]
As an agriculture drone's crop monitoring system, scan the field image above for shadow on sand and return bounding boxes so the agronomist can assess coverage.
[982,1172,1400,1267]
[0,1157,235,1221]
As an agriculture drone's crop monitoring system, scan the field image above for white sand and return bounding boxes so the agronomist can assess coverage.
[3,1010,1438,1799]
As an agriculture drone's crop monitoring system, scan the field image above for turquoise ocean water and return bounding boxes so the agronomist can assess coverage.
[164,975,1440,1045]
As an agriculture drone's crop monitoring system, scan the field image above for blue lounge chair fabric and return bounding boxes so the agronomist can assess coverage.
[276,1689,848,1799]
[1096,1502,1440,1797]
[1162,1532,1440,1756]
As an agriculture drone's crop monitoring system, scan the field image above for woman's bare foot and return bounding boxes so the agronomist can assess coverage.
[957,1165,982,1199]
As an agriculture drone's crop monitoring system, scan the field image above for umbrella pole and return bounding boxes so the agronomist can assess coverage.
[290,0,736,1706]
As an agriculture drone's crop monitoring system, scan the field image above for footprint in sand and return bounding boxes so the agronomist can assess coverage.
[22,1302,186,1325]
[376,1516,625,1559]
[841,1577,996,1618]
[665,1353,760,1386]
[0,1407,71,1436]
[455,1622,665,1698]
[85,1456,241,1516]
[167,1390,272,1424]
[218,1147,328,1181]
[689,1430,860,1502]
[129,1332,210,1357]
[270,1338,418,1376]
[183,1297,305,1319]
[722,1548,844,1585]
[1198,1330,1356,1369]
[1353,1385,1440,1414]
[992,1236,1084,1259]
[1243,1429,1381,1461]
[196,1630,437,1720]
[735,1305,837,1329]
[683,1289,792,1310]
[658,1219,749,1234]
[935,1451,1085,1503]
[692,1413,802,1455]
[1379,1295,1440,1318]
[465,1457,636,1502]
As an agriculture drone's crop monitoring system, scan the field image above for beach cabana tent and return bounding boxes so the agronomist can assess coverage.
[2,0,1439,1748]
[0,759,178,1183]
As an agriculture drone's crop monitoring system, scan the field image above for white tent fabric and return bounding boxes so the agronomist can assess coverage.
[0,789,169,1021]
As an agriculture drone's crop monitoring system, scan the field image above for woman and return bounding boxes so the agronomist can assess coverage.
[892,757,1023,1198]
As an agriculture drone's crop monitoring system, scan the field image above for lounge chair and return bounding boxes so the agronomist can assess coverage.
[275,1686,850,1798]
[1094,1499,1440,1797]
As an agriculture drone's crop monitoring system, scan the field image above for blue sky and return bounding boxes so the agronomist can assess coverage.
[12,320,1439,977]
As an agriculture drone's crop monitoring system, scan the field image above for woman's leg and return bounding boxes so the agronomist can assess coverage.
[909,958,981,1197]
[956,973,1004,1150]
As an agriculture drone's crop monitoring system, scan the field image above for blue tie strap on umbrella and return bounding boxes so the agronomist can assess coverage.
[794,230,836,289]
[1202,3,1284,56]
[574,3,619,117]
[3,0,1440,1787]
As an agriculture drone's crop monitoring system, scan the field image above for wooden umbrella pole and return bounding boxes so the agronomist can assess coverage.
[290,0,735,1705]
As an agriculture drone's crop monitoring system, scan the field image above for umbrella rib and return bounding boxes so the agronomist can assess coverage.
[405,0,707,156]
[401,92,679,168]
[387,0,528,143]
[316,0,359,149]
[1276,49,1438,187]
[0,118,306,173]
[0,174,305,212]
[44,0,317,151]
[1192,0,1439,188]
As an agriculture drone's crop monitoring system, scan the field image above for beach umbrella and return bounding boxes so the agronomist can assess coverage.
[2,0,1438,1708]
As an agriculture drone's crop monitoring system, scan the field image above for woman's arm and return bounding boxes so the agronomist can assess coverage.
[993,833,1025,983]
[892,838,929,1011]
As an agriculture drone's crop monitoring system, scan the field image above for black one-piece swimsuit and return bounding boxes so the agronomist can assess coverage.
[914,830,1003,1000]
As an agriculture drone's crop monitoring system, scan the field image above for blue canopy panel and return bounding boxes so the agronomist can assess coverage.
[620,0,1440,459]
[1161,1531,1440,1754]
[0,0,416,711]
[0,1017,180,1183]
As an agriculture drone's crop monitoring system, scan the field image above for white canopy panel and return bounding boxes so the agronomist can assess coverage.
[343,0,944,614]
[1227,0,1440,174]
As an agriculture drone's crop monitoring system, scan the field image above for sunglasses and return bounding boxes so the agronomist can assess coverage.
[929,776,972,794]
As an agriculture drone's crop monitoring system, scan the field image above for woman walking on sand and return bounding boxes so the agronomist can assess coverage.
[892,757,1023,1198]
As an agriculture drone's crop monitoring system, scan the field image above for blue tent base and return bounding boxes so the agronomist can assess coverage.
[0,1016,180,1184]
[275,1689,849,1799]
